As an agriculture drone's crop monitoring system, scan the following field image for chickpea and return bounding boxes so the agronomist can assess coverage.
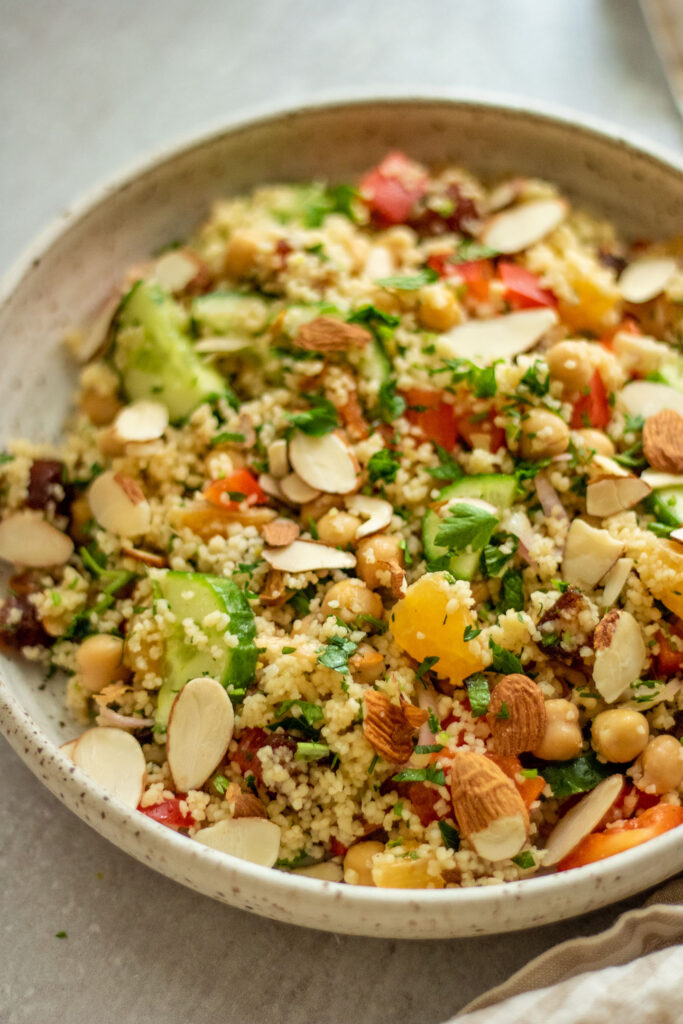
[223,231,260,279]
[317,509,362,548]
[343,840,384,886]
[349,644,384,684]
[519,409,570,460]
[356,534,404,590]
[572,428,615,458]
[533,699,583,761]
[321,579,383,624]
[417,284,460,332]
[80,389,122,427]
[76,634,128,694]
[301,494,339,525]
[636,735,683,794]
[546,340,595,390]
[591,709,649,764]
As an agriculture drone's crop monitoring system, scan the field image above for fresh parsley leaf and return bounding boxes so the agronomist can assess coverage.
[434,503,498,554]
[427,709,440,733]
[211,431,246,446]
[55,931,68,939]
[472,363,497,398]
[520,360,550,397]
[437,820,461,850]
[465,673,490,717]
[416,655,440,679]
[500,568,525,612]
[551,579,570,593]
[212,774,230,794]
[368,753,380,775]
[488,638,523,674]
[294,741,330,761]
[303,183,360,227]
[463,624,481,641]
[287,395,338,436]
[542,753,612,799]
[415,743,444,754]
[368,448,400,484]
[0,452,14,465]
[497,701,510,720]
[376,267,439,290]
[392,765,446,786]
[481,532,518,578]
[378,378,406,422]
[288,582,317,617]
[514,457,552,482]
[624,412,645,434]
[512,851,535,869]
[269,699,324,741]
[355,613,388,634]
[347,305,400,331]
[520,768,538,779]
[452,239,498,263]
[613,443,646,470]
[317,635,358,674]
[427,445,462,482]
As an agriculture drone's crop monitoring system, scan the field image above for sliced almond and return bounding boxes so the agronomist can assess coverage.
[262,539,356,572]
[120,546,167,568]
[643,409,683,474]
[589,454,631,480]
[585,475,651,517]
[267,438,289,479]
[563,520,623,590]
[487,674,547,757]
[543,774,624,866]
[293,861,344,882]
[88,470,151,539]
[294,316,371,352]
[72,727,146,808]
[600,557,633,608]
[279,473,321,505]
[671,526,683,545]
[167,677,235,792]
[258,473,285,501]
[194,817,281,867]
[152,248,208,294]
[112,400,169,443]
[641,469,683,490]
[261,518,300,547]
[450,751,528,862]
[362,690,428,764]
[480,198,567,253]
[69,290,121,363]
[593,609,646,703]
[288,431,359,495]
[345,494,393,538]
[618,257,676,304]
[620,380,683,421]
[436,308,558,363]
[0,511,74,567]
[59,739,78,761]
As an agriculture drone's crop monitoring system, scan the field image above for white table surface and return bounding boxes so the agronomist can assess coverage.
[1,2,682,1022]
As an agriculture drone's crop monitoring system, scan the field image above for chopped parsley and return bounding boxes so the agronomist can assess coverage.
[211,431,246,446]
[437,820,461,850]
[392,765,446,787]
[294,742,330,761]
[269,699,324,741]
[488,638,523,675]
[520,360,550,397]
[416,655,440,679]
[542,753,612,799]
[427,709,440,733]
[287,395,339,436]
[465,673,490,717]
[376,267,439,290]
[415,743,444,754]
[512,851,535,869]
[427,445,462,482]
[55,931,68,939]
[496,701,510,720]
[481,532,518,578]
[212,774,230,794]
[368,448,400,484]
[452,239,498,263]
[303,183,360,226]
[317,635,358,674]
[463,624,481,641]
[500,568,525,612]
[355,613,388,634]
[520,768,538,779]
[434,503,498,554]
[378,378,406,422]
[347,304,400,333]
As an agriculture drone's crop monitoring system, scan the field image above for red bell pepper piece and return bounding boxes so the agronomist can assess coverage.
[139,797,195,831]
[404,387,457,451]
[204,467,268,509]
[656,626,683,677]
[557,803,683,871]
[359,152,428,225]
[406,782,442,827]
[570,370,611,430]
[499,261,556,309]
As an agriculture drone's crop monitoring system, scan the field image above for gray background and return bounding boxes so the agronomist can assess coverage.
[1,2,682,1022]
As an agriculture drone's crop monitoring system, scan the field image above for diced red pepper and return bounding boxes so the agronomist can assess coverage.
[330,836,348,858]
[486,754,546,809]
[499,261,556,309]
[557,803,683,871]
[359,152,428,225]
[656,625,683,677]
[428,254,495,305]
[139,797,195,831]
[404,387,457,451]
[570,370,611,430]
[204,467,268,509]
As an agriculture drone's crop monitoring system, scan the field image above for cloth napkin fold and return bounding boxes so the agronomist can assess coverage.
[451,878,683,1023]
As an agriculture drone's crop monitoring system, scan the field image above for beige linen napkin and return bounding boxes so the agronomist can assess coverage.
[451,878,683,1023]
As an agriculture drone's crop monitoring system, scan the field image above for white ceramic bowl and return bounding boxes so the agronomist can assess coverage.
[2,96,683,938]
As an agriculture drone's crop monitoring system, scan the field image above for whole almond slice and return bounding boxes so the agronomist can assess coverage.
[436,308,558,363]
[88,470,151,539]
[0,511,74,567]
[618,257,676,304]
[544,774,624,866]
[643,409,683,474]
[563,520,623,590]
[72,727,146,808]
[113,400,169,443]
[450,751,528,862]
[600,557,633,608]
[593,609,646,703]
[194,817,281,867]
[345,494,393,538]
[620,381,683,421]
[480,198,567,253]
[167,676,235,792]
[585,475,651,518]
[288,432,359,494]
[279,472,321,505]
[262,539,356,573]
[267,438,289,479]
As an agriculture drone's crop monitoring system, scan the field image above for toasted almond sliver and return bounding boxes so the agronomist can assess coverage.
[480,198,567,254]
[593,609,646,703]
[152,249,203,293]
[262,539,356,572]
[261,518,300,547]
[544,775,624,866]
[167,677,235,792]
[113,400,169,443]
[258,473,285,501]
[267,438,289,479]
[121,546,167,568]
[436,308,557,363]
[70,291,121,364]
[620,380,683,421]
[600,557,633,608]
[585,475,651,518]
[279,472,321,505]
[345,494,393,538]
[618,257,677,304]
[72,727,146,808]
[194,817,282,867]
[288,432,359,495]
[563,520,623,590]
[293,861,344,882]
[88,470,151,539]
[0,511,74,567]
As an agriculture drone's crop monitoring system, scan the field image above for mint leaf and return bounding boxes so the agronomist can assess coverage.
[287,395,338,436]
[434,503,498,553]
[376,267,439,290]
[437,820,460,850]
[368,448,400,484]
[416,655,440,679]
[427,445,462,482]
[542,754,612,799]
[378,379,406,422]
[488,637,523,674]
[317,635,358,674]
[392,765,446,786]
[465,673,490,717]
[500,568,525,612]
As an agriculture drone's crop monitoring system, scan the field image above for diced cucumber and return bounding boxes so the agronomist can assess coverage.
[660,356,683,394]
[191,291,272,336]
[155,571,257,728]
[651,486,683,527]
[422,474,518,580]
[358,337,392,393]
[115,281,228,422]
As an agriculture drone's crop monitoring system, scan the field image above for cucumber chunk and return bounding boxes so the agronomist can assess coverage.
[358,337,391,393]
[422,474,518,579]
[191,291,272,336]
[652,486,683,527]
[115,281,228,422]
[155,571,257,728]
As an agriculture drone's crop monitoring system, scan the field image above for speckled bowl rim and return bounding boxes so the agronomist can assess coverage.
[1,90,683,938]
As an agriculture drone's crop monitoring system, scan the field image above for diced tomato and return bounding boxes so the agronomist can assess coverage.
[330,837,348,858]
[359,152,428,225]
[656,626,683,677]
[498,262,556,310]
[486,754,546,809]
[570,370,611,430]
[406,782,442,827]
[404,387,457,451]
[426,254,495,303]
[204,468,268,509]
[139,797,195,831]
[230,727,296,784]
[454,407,506,454]
[557,802,683,871]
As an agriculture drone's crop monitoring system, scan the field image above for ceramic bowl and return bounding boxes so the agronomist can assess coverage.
[2,96,683,938]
